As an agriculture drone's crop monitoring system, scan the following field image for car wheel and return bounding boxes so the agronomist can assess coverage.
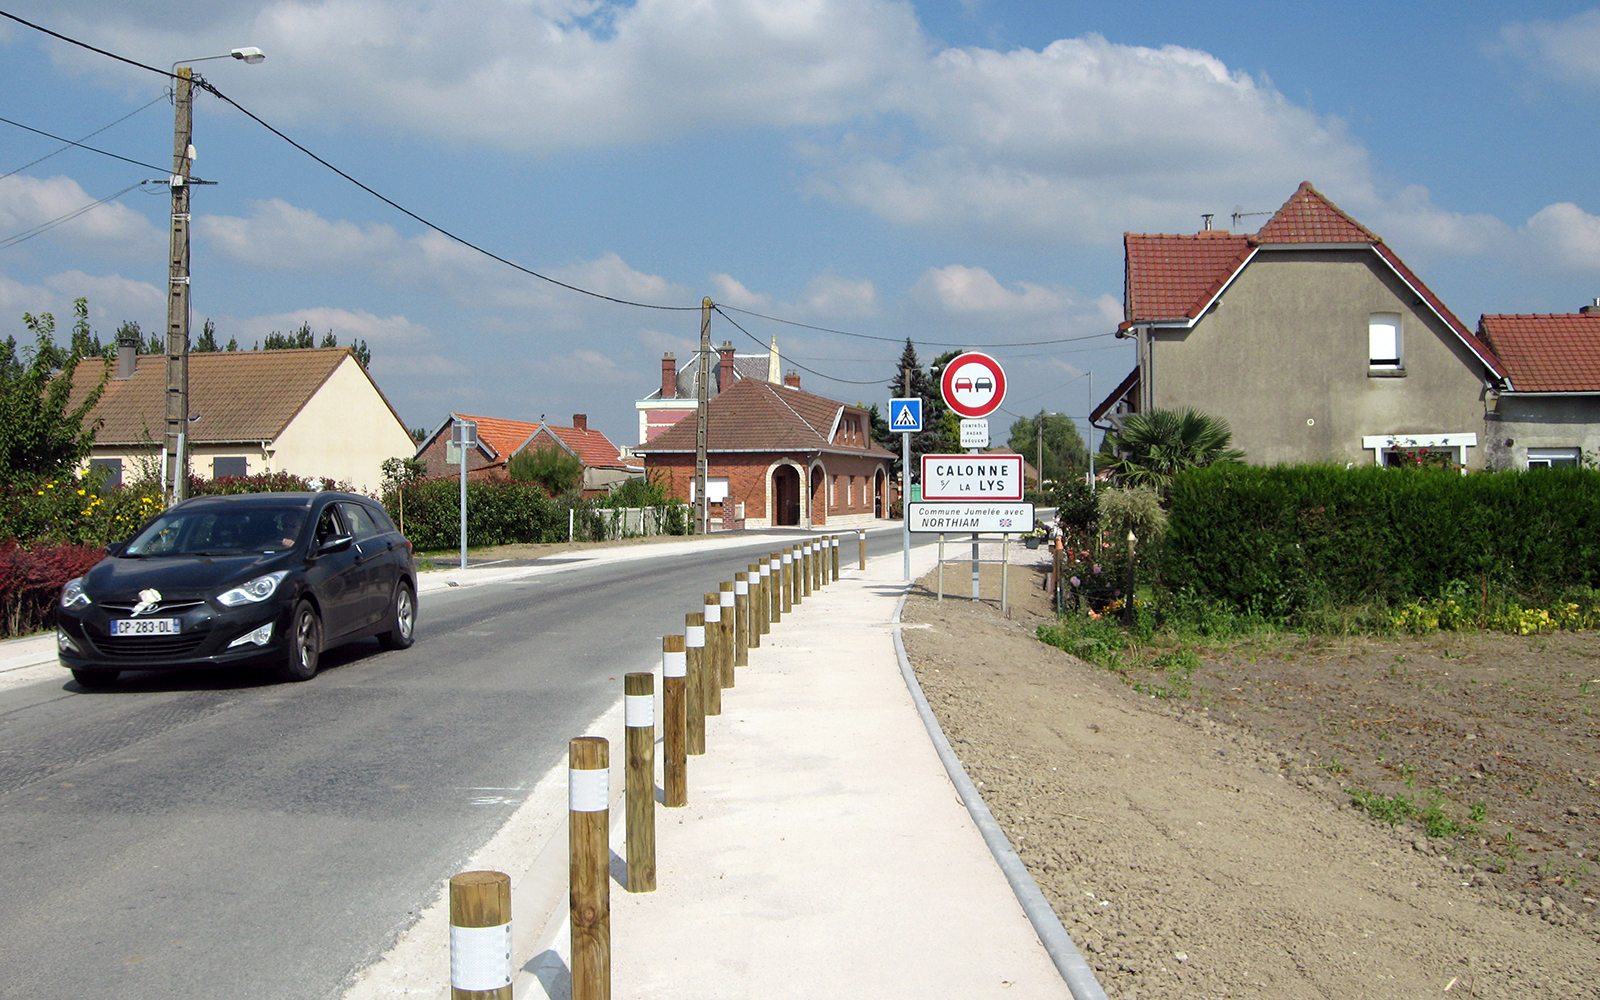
[277,601,322,682]
[70,667,120,688]
[377,580,416,651]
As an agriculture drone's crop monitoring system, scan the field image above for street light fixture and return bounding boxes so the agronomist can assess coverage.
[162,47,265,504]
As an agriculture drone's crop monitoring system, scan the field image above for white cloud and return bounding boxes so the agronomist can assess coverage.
[1498,9,1600,88]
[909,264,1064,315]
[197,199,404,269]
[1522,202,1600,273]
[710,273,770,310]
[1364,185,1512,257]
[0,174,165,258]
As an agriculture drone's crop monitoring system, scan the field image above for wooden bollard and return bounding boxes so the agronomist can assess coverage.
[449,870,512,1000]
[718,582,736,688]
[769,553,783,623]
[701,594,723,715]
[800,542,813,598]
[793,544,805,604]
[858,529,866,570]
[733,572,750,666]
[661,635,687,804]
[832,534,841,579]
[812,537,823,590]
[624,673,656,892]
[746,563,764,646]
[684,613,706,753]
[569,737,609,1000]
[817,536,828,586]
[781,548,794,612]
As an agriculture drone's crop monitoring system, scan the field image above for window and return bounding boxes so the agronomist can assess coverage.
[688,478,729,503]
[1527,447,1580,469]
[1369,313,1402,370]
[89,458,122,488]
[338,501,381,539]
[213,456,248,479]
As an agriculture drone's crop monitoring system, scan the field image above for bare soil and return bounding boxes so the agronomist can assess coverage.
[901,555,1600,1000]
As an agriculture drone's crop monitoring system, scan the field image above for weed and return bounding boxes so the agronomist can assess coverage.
[1349,788,1416,826]
[1400,761,1418,789]
[1468,801,1487,824]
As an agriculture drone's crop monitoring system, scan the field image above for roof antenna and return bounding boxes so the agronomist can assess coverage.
[1232,209,1272,229]
[1201,213,1214,231]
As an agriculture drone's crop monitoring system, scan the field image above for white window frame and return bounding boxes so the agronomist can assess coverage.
[1369,312,1402,370]
[688,477,730,503]
[1527,447,1581,469]
[1363,433,1476,469]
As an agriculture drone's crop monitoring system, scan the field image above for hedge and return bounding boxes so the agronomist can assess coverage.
[0,539,103,638]
[391,477,564,549]
[1161,465,1600,616]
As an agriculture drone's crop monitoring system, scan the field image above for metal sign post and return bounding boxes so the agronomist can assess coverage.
[889,396,922,582]
[938,351,1009,601]
[453,419,477,570]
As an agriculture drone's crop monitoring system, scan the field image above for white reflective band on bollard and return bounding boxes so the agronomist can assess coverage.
[686,625,705,648]
[450,923,512,992]
[569,767,608,812]
[663,649,687,676]
[704,603,721,623]
[760,563,771,577]
[735,578,748,595]
[720,590,734,607]
[782,553,792,564]
[625,694,654,727]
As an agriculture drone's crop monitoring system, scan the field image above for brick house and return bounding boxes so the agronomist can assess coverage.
[415,412,632,493]
[636,372,896,529]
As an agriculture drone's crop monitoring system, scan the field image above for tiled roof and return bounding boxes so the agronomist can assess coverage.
[1478,313,1600,392]
[638,378,893,457]
[1252,181,1381,244]
[1124,231,1253,321]
[1120,182,1508,380]
[446,414,542,460]
[531,424,627,469]
[67,347,375,445]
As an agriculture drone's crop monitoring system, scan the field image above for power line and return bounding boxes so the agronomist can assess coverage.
[2,93,167,179]
[715,301,1119,349]
[711,305,884,386]
[0,10,176,79]
[0,114,180,176]
[0,180,149,250]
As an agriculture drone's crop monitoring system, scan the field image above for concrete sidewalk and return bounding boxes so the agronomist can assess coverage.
[513,543,1083,1000]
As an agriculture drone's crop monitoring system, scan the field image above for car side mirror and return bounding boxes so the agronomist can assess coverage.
[315,533,354,555]
[105,541,125,557]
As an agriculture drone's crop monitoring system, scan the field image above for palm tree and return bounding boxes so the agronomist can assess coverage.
[1100,409,1244,494]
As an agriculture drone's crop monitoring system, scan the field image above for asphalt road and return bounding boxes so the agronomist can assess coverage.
[0,529,925,1000]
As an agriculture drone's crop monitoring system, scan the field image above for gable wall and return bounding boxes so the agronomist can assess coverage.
[1149,250,1491,467]
[272,357,417,491]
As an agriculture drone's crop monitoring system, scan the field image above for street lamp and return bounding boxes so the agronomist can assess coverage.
[163,47,265,504]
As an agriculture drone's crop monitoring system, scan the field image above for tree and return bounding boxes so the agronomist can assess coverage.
[2,306,110,479]
[1100,409,1244,495]
[1008,411,1088,486]
[508,445,583,496]
[258,322,370,367]
[878,339,957,485]
[194,318,219,352]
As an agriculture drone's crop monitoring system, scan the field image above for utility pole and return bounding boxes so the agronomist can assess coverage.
[694,297,711,534]
[164,67,194,505]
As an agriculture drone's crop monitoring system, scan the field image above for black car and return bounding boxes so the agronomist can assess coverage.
[57,491,417,687]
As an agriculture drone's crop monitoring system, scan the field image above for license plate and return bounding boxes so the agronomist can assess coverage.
[110,618,181,636]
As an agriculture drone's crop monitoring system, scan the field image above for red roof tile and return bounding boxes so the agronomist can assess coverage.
[1252,181,1381,244]
[1478,313,1600,392]
[1124,231,1253,322]
[532,424,626,469]
[639,378,892,457]
[448,414,541,460]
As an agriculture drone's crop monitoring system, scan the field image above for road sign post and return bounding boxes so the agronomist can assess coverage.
[891,395,922,582]
[938,352,1009,600]
[452,419,477,570]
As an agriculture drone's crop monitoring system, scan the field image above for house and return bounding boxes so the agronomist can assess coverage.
[1094,182,1509,470]
[1476,303,1600,469]
[635,339,779,444]
[415,412,633,493]
[76,341,415,493]
[635,371,896,529]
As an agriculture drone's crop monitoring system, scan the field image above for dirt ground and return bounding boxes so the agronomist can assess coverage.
[901,552,1600,1000]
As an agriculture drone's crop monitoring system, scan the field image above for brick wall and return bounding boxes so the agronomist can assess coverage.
[416,434,503,480]
[644,450,894,527]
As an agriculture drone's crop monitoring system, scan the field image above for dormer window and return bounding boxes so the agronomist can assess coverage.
[1369,313,1403,373]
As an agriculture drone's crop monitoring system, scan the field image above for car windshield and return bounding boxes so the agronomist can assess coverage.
[123,507,307,557]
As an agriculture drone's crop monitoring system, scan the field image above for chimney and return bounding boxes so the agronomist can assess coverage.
[1581,298,1600,316]
[718,341,735,392]
[572,413,587,432]
[660,352,677,398]
[115,335,138,380]
[784,370,801,389]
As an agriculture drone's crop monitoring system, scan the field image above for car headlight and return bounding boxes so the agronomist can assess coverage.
[216,570,290,607]
[61,577,91,611]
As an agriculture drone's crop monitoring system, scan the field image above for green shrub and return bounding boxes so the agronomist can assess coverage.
[0,538,104,637]
[391,476,562,549]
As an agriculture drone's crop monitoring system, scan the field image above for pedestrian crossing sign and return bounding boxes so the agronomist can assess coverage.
[889,398,923,433]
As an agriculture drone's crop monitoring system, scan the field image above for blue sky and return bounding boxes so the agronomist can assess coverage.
[1,1,1597,453]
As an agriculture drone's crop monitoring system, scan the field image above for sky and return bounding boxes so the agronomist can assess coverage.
[1,0,1597,455]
